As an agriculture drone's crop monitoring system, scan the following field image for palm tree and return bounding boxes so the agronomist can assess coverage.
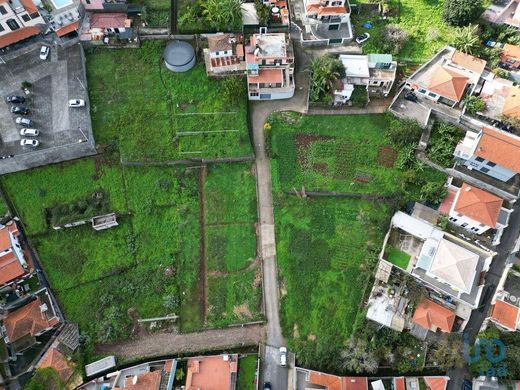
[203,0,242,31]
[309,55,345,102]
[452,24,480,54]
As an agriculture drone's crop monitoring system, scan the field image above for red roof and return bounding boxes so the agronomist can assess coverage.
[438,187,457,215]
[248,68,283,84]
[491,300,519,330]
[186,355,238,390]
[90,13,127,29]
[454,183,503,227]
[0,252,26,285]
[0,26,41,49]
[4,297,58,342]
[428,66,468,102]
[424,377,449,390]
[0,227,11,252]
[412,299,456,333]
[394,378,405,390]
[56,21,80,37]
[37,347,74,383]
[19,0,38,14]
[318,6,347,15]
[308,371,368,390]
[476,127,520,174]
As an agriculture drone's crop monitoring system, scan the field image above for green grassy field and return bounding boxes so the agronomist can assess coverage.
[353,0,457,62]
[129,0,170,27]
[86,41,251,162]
[237,355,258,390]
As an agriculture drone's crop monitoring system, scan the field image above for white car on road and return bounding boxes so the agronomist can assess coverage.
[20,128,39,137]
[20,139,39,147]
[279,347,287,367]
[15,117,32,126]
[40,45,49,60]
[69,99,85,107]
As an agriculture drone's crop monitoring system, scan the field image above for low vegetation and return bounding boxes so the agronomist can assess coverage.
[178,0,242,33]
[427,122,465,167]
[237,355,258,390]
[132,0,170,27]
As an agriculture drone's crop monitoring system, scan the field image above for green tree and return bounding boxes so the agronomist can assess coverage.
[380,25,409,55]
[443,0,482,26]
[431,334,466,371]
[24,368,65,390]
[464,95,485,115]
[452,25,480,54]
[386,118,422,147]
[309,55,346,103]
[420,181,448,204]
[203,0,242,30]
[341,338,379,374]
[254,0,270,25]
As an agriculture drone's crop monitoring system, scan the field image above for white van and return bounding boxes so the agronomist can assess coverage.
[279,347,287,367]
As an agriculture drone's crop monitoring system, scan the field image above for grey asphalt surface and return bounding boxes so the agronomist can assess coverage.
[447,202,520,390]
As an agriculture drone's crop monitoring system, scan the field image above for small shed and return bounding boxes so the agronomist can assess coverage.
[164,40,196,72]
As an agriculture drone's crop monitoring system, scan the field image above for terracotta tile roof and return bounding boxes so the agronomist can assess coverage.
[56,21,80,37]
[438,187,457,215]
[424,377,448,390]
[207,34,233,53]
[306,3,320,13]
[19,0,38,15]
[451,51,486,74]
[186,355,237,390]
[248,68,283,84]
[412,299,456,333]
[394,378,405,390]
[0,227,11,252]
[503,43,520,61]
[318,6,347,15]
[0,26,41,49]
[428,66,468,102]
[0,252,26,285]
[90,13,127,29]
[4,297,57,342]
[37,347,74,383]
[122,371,161,390]
[475,127,520,173]
[308,372,368,390]
[491,299,519,330]
[454,183,503,227]
[502,86,520,119]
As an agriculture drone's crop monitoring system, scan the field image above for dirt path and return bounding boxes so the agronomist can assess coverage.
[96,324,266,359]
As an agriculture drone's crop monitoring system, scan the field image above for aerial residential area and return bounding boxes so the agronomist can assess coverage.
[2,0,520,389]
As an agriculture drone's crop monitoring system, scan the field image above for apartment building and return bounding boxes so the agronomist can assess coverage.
[0,0,44,48]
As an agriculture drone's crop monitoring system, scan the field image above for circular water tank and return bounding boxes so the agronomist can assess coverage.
[163,40,196,72]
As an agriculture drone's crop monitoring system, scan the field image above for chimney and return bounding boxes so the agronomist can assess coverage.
[465,186,472,192]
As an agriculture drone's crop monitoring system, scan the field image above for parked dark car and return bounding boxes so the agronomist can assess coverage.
[11,106,29,115]
[263,383,272,390]
[5,96,25,104]
[404,91,418,102]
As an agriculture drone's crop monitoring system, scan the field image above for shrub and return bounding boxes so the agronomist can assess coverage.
[309,55,346,103]
[254,0,270,25]
[350,85,368,107]
[380,25,409,55]
[452,25,480,54]
[443,0,482,27]
[464,95,485,115]
[387,118,422,147]
[23,368,65,390]
[427,122,463,167]
[420,181,447,204]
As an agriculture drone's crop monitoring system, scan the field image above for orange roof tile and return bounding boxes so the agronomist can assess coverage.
[438,187,457,215]
[424,377,448,390]
[186,355,237,390]
[491,300,519,330]
[4,297,57,342]
[454,183,503,227]
[476,127,520,173]
[19,0,38,15]
[308,372,368,390]
[0,252,26,285]
[451,51,486,74]
[428,66,468,102]
[344,377,368,390]
[123,371,161,390]
[37,348,74,383]
[306,3,320,13]
[248,68,283,84]
[0,227,11,252]
[394,378,405,390]
[90,13,127,29]
[318,6,347,15]
[412,299,456,333]
[503,43,520,61]
[502,86,520,119]
[56,21,80,37]
[0,26,40,49]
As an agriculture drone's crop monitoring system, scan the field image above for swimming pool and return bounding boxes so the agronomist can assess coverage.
[50,0,73,10]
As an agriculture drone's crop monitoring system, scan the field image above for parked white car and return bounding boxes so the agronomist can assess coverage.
[20,128,39,137]
[15,117,32,126]
[20,139,39,147]
[279,347,287,367]
[68,99,85,107]
[40,45,50,60]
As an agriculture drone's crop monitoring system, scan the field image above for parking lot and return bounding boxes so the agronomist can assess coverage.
[0,42,96,174]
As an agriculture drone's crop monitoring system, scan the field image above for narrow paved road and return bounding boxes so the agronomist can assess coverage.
[447,203,520,390]
[251,41,310,390]
[95,324,266,359]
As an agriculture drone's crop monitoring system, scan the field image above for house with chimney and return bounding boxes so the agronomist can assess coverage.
[454,126,520,183]
[203,33,246,76]
[245,29,295,100]
[0,0,44,49]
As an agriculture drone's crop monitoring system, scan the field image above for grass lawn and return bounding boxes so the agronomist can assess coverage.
[86,41,251,162]
[353,0,457,62]
[385,245,411,269]
[237,355,258,390]
[129,0,170,27]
